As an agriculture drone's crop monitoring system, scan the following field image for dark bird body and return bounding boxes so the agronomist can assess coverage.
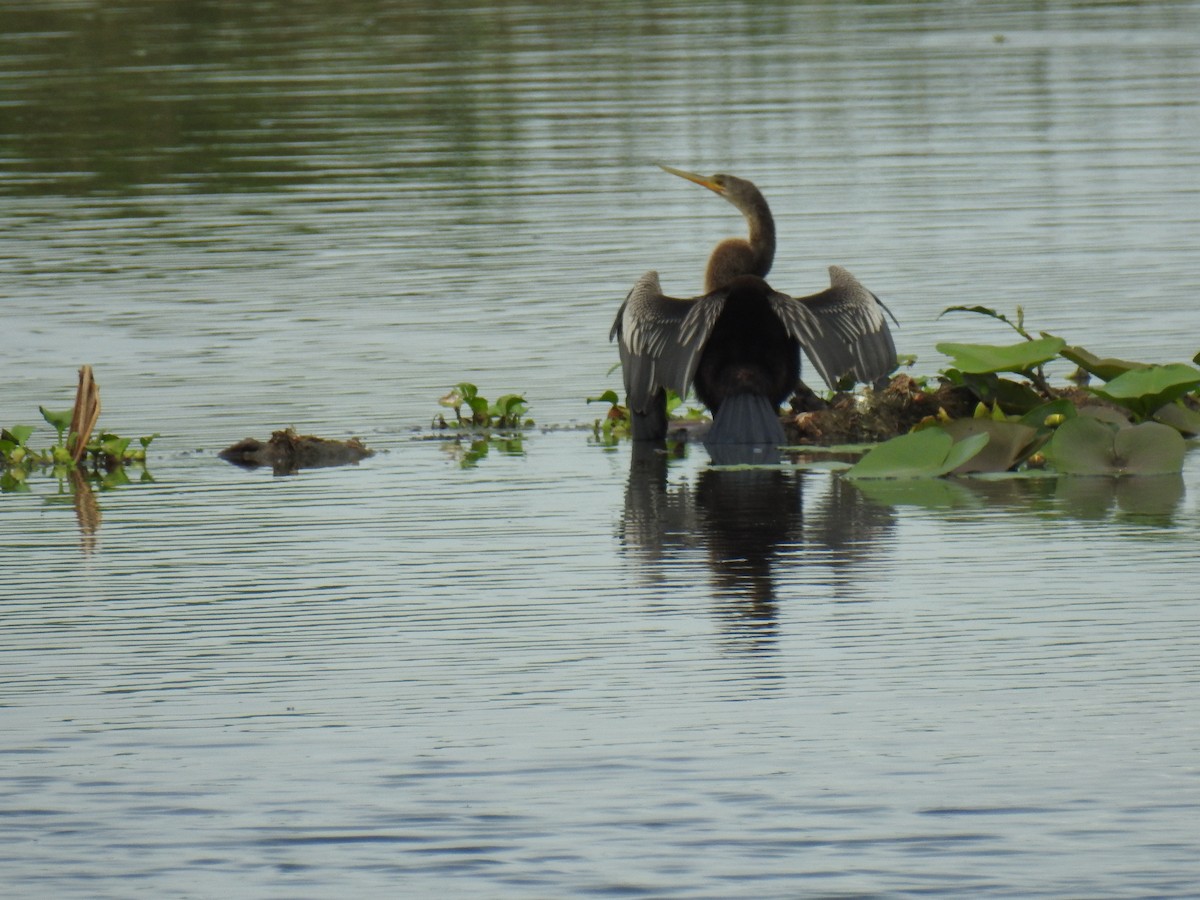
[611,166,898,443]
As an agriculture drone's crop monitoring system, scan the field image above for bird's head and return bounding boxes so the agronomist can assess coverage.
[658,165,764,216]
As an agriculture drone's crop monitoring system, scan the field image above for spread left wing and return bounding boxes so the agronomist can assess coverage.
[796,265,897,386]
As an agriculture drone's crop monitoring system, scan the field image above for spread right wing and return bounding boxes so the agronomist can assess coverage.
[610,271,701,414]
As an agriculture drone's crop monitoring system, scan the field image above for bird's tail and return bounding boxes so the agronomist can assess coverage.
[705,394,786,445]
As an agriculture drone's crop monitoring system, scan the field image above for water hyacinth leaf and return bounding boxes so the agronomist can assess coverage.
[490,394,527,420]
[844,428,988,480]
[2,426,36,446]
[99,435,132,459]
[936,336,1066,375]
[467,396,489,420]
[39,406,74,441]
[587,390,621,406]
[1060,345,1149,382]
[942,418,1038,473]
[1091,363,1200,418]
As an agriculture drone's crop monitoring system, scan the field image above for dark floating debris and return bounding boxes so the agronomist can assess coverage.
[786,374,976,446]
[219,428,374,475]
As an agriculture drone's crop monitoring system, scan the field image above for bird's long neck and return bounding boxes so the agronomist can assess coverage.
[703,192,775,292]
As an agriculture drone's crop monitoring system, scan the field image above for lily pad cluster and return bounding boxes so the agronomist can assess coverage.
[847,305,1199,480]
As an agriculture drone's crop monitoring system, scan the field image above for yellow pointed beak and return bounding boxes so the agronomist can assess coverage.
[659,164,725,195]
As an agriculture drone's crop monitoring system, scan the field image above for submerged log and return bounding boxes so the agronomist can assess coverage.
[219,428,374,475]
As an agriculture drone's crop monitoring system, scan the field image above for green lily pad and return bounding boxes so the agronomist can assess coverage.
[943,370,1046,414]
[1076,405,1132,428]
[937,336,1066,375]
[941,418,1038,473]
[844,428,989,480]
[1091,363,1200,419]
[1060,345,1149,382]
[1153,401,1200,436]
[1043,416,1185,476]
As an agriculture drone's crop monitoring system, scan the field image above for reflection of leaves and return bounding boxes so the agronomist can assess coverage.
[1,470,31,493]
[851,477,983,509]
[1090,364,1200,420]
[1055,474,1185,520]
[845,428,988,480]
[937,336,1066,375]
[1043,417,1185,476]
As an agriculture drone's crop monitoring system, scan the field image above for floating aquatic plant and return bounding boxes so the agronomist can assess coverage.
[1041,416,1186,477]
[3,367,156,492]
[436,382,532,430]
[936,335,1067,378]
[844,428,989,480]
[1088,364,1200,421]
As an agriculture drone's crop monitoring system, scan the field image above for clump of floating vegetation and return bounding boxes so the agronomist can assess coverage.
[431,382,532,467]
[839,305,1199,479]
[2,367,157,492]
[588,388,704,446]
[434,382,532,431]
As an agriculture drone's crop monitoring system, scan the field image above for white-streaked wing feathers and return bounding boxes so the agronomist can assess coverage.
[612,266,898,412]
[611,271,698,409]
[797,265,897,384]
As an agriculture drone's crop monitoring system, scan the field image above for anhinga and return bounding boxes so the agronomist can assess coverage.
[611,165,897,443]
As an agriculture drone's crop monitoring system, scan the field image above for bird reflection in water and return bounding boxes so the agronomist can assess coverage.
[620,443,895,653]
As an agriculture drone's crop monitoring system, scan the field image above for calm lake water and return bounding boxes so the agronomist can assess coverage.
[3,1,1200,896]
